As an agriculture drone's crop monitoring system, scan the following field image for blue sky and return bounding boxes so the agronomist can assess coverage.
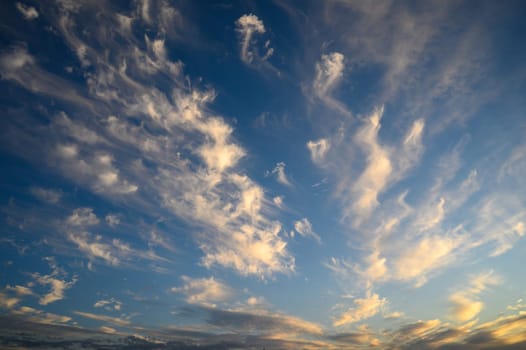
[1,1,526,349]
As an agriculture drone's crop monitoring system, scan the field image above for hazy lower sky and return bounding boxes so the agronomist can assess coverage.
[1,1,526,349]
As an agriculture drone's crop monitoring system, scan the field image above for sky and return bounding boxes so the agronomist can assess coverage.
[1,1,526,349]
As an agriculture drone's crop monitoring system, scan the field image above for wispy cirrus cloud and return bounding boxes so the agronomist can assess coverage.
[0,2,295,279]
[333,292,386,326]
[235,14,273,65]
[267,162,292,187]
[29,257,77,306]
[449,271,501,322]
[293,218,321,244]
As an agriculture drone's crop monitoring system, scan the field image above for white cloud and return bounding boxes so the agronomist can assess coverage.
[1,3,294,279]
[13,306,72,324]
[0,292,20,310]
[307,138,330,164]
[74,311,131,326]
[171,276,233,307]
[94,297,122,311]
[67,230,165,268]
[313,52,345,98]
[393,234,463,286]
[99,326,117,334]
[312,52,350,115]
[29,187,62,204]
[15,2,39,20]
[235,14,272,64]
[5,285,34,296]
[55,145,138,195]
[294,218,321,244]
[67,231,118,265]
[273,196,284,208]
[449,271,500,322]
[31,259,77,305]
[66,208,100,227]
[105,214,120,227]
[334,292,387,326]
[0,44,34,72]
[267,162,292,187]
[348,106,392,223]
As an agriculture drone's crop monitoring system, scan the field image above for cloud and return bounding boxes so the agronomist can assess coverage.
[267,162,292,187]
[1,2,294,278]
[235,14,273,64]
[30,258,76,305]
[67,231,119,266]
[105,214,120,227]
[449,271,500,322]
[66,207,100,227]
[5,285,34,297]
[12,306,71,325]
[393,234,463,286]
[15,2,39,20]
[94,298,122,311]
[54,144,139,195]
[202,306,323,337]
[313,52,345,99]
[29,187,62,204]
[293,218,322,244]
[312,52,350,115]
[171,276,233,307]
[0,292,20,310]
[346,106,393,222]
[333,292,386,326]
[307,138,331,164]
[66,229,166,268]
[74,311,131,327]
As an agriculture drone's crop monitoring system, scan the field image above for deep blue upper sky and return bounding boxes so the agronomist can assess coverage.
[1,1,526,349]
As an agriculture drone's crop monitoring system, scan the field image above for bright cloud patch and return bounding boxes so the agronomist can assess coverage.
[171,276,233,307]
[334,292,387,326]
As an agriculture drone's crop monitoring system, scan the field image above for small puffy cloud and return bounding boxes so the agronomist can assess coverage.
[0,44,34,72]
[273,196,284,208]
[334,292,387,326]
[294,218,322,244]
[171,276,233,307]
[307,138,330,165]
[0,292,20,309]
[29,187,62,204]
[267,162,292,187]
[385,311,405,319]
[66,208,100,227]
[235,14,273,64]
[94,298,122,311]
[105,214,120,227]
[15,3,39,20]
[449,271,500,322]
